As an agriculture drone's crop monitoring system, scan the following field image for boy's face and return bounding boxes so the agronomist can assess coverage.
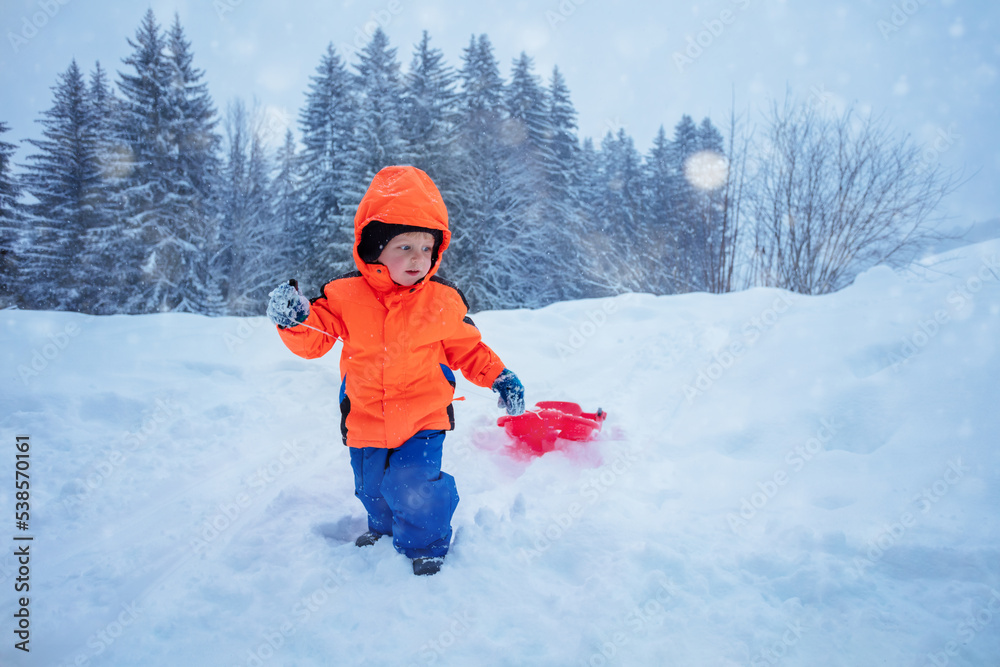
[376,231,436,286]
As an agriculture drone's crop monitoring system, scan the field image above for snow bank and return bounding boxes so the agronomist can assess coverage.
[1,239,999,666]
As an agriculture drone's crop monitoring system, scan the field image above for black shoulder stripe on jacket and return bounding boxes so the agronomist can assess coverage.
[429,275,471,311]
[313,270,363,303]
[332,269,363,282]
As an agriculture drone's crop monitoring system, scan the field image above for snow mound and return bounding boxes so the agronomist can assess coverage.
[2,239,999,666]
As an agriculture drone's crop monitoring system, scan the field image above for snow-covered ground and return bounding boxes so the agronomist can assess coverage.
[2,239,1000,666]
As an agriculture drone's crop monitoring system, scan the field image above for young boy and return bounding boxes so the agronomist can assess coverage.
[266,165,525,576]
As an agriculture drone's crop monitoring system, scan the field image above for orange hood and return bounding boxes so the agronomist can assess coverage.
[353,166,451,291]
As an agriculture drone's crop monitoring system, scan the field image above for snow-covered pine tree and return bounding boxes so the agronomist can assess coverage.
[504,53,550,166]
[643,125,679,294]
[163,13,221,313]
[666,115,730,292]
[350,28,407,186]
[297,43,357,290]
[697,117,724,154]
[450,34,513,311]
[0,123,18,219]
[87,62,117,127]
[666,114,704,291]
[573,136,616,299]
[0,122,17,218]
[576,137,602,218]
[0,121,22,308]
[502,52,557,307]
[212,99,280,316]
[401,31,459,194]
[541,66,589,303]
[74,61,123,314]
[113,10,172,312]
[544,67,579,207]
[271,129,302,282]
[114,10,220,314]
[592,128,646,293]
[673,115,700,152]
[20,59,105,311]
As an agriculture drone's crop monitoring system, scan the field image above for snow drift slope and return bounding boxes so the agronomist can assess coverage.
[1,240,999,667]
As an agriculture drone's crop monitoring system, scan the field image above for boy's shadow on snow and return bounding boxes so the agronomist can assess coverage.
[313,515,367,545]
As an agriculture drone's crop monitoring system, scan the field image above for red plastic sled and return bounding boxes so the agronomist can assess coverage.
[497,401,607,456]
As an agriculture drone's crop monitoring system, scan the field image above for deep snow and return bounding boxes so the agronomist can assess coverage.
[2,239,999,666]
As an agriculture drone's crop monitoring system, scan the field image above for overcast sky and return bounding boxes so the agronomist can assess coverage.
[1,0,997,226]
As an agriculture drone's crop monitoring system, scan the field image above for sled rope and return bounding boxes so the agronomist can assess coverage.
[274,315,337,339]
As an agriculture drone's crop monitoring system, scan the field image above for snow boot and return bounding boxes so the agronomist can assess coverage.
[412,556,444,576]
[355,531,384,547]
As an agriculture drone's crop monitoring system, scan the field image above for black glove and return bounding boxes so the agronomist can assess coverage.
[267,281,310,329]
[492,368,525,416]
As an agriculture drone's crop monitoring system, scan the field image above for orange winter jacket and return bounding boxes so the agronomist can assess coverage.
[277,166,506,449]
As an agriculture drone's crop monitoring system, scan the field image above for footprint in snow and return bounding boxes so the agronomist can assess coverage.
[313,516,367,545]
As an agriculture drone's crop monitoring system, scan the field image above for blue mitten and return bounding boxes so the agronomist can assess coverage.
[267,281,310,329]
[492,368,525,416]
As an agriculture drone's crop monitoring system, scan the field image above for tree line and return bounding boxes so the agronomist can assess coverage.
[0,10,955,315]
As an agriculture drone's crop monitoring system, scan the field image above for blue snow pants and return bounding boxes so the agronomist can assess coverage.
[348,430,459,559]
